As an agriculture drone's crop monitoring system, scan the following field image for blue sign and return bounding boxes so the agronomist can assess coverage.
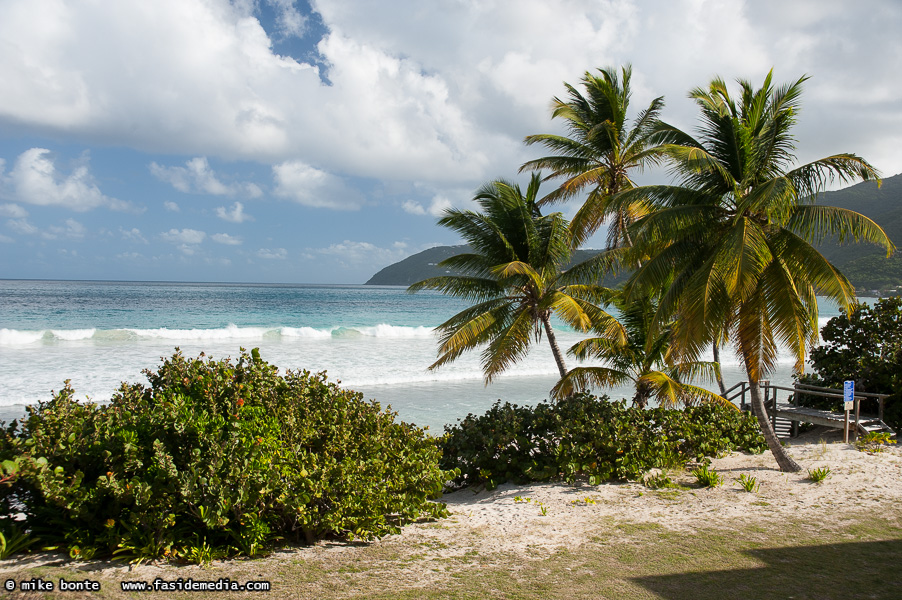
[844,380,855,410]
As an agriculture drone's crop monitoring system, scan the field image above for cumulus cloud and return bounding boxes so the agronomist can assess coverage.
[215,201,253,223]
[266,0,307,38]
[163,201,180,212]
[211,232,242,245]
[402,193,462,217]
[150,157,263,197]
[0,0,899,197]
[120,227,148,243]
[272,161,364,210]
[0,203,27,218]
[160,227,206,254]
[314,239,409,267]
[256,247,287,259]
[401,200,426,215]
[0,149,131,211]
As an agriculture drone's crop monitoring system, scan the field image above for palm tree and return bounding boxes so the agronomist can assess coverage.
[619,71,892,471]
[408,173,625,383]
[520,64,665,249]
[551,292,727,409]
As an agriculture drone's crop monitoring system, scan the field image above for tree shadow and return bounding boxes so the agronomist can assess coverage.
[632,538,902,600]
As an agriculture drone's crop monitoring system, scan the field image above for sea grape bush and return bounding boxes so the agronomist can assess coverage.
[0,349,453,562]
[438,393,766,489]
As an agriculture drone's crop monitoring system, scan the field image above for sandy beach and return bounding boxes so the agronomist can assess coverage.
[3,426,901,599]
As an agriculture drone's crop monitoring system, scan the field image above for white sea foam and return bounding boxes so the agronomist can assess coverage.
[356,324,435,338]
[50,328,97,341]
[0,329,46,345]
[126,324,270,340]
[279,326,333,339]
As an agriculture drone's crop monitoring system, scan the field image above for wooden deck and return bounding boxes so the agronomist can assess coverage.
[725,381,896,439]
[769,402,894,437]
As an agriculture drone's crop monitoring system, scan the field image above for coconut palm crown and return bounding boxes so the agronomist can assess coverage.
[619,71,893,471]
[520,64,666,249]
[408,173,626,383]
[551,292,727,409]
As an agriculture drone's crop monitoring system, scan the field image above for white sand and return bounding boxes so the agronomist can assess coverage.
[381,427,902,558]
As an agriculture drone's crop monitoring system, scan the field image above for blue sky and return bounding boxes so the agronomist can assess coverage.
[1,0,901,284]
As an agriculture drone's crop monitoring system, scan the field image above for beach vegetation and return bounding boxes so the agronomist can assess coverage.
[855,431,896,453]
[807,467,831,483]
[737,473,760,493]
[408,172,625,381]
[643,470,680,490]
[617,71,891,472]
[798,296,902,431]
[438,393,765,489]
[691,465,723,488]
[0,349,452,561]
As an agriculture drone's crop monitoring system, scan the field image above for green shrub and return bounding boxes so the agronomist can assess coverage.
[0,348,453,562]
[438,393,766,489]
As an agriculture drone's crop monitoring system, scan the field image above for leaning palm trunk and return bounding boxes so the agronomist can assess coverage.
[747,376,801,472]
[542,313,568,379]
[712,344,727,395]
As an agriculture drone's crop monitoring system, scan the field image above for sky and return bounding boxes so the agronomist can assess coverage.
[1,0,901,284]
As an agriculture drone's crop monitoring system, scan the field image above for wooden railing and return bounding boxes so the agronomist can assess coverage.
[722,380,890,438]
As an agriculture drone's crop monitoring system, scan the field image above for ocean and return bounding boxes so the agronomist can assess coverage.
[0,280,850,431]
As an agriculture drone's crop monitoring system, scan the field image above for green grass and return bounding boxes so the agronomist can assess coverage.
[1,513,900,599]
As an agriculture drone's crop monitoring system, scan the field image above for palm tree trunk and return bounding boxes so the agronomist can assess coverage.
[748,375,801,472]
[712,343,726,395]
[541,314,568,379]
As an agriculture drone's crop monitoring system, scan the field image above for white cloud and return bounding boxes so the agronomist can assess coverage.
[401,200,426,216]
[256,247,287,259]
[426,195,453,217]
[163,201,180,212]
[0,148,131,211]
[150,157,262,197]
[160,227,206,254]
[0,0,899,195]
[160,228,206,245]
[48,218,86,240]
[266,0,307,38]
[272,161,364,210]
[315,239,410,267]
[7,219,38,235]
[0,203,27,218]
[120,227,148,244]
[211,232,242,245]
[215,201,253,223]
[0,234,13,243]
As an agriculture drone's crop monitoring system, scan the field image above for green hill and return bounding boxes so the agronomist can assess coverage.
[812,172,902,292]
[367,173,902,291]
[365,246,629,287]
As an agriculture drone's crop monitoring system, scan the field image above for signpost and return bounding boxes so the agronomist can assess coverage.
[843,380,855,443]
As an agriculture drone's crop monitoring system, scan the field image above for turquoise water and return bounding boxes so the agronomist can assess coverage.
[0,280,852,430]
